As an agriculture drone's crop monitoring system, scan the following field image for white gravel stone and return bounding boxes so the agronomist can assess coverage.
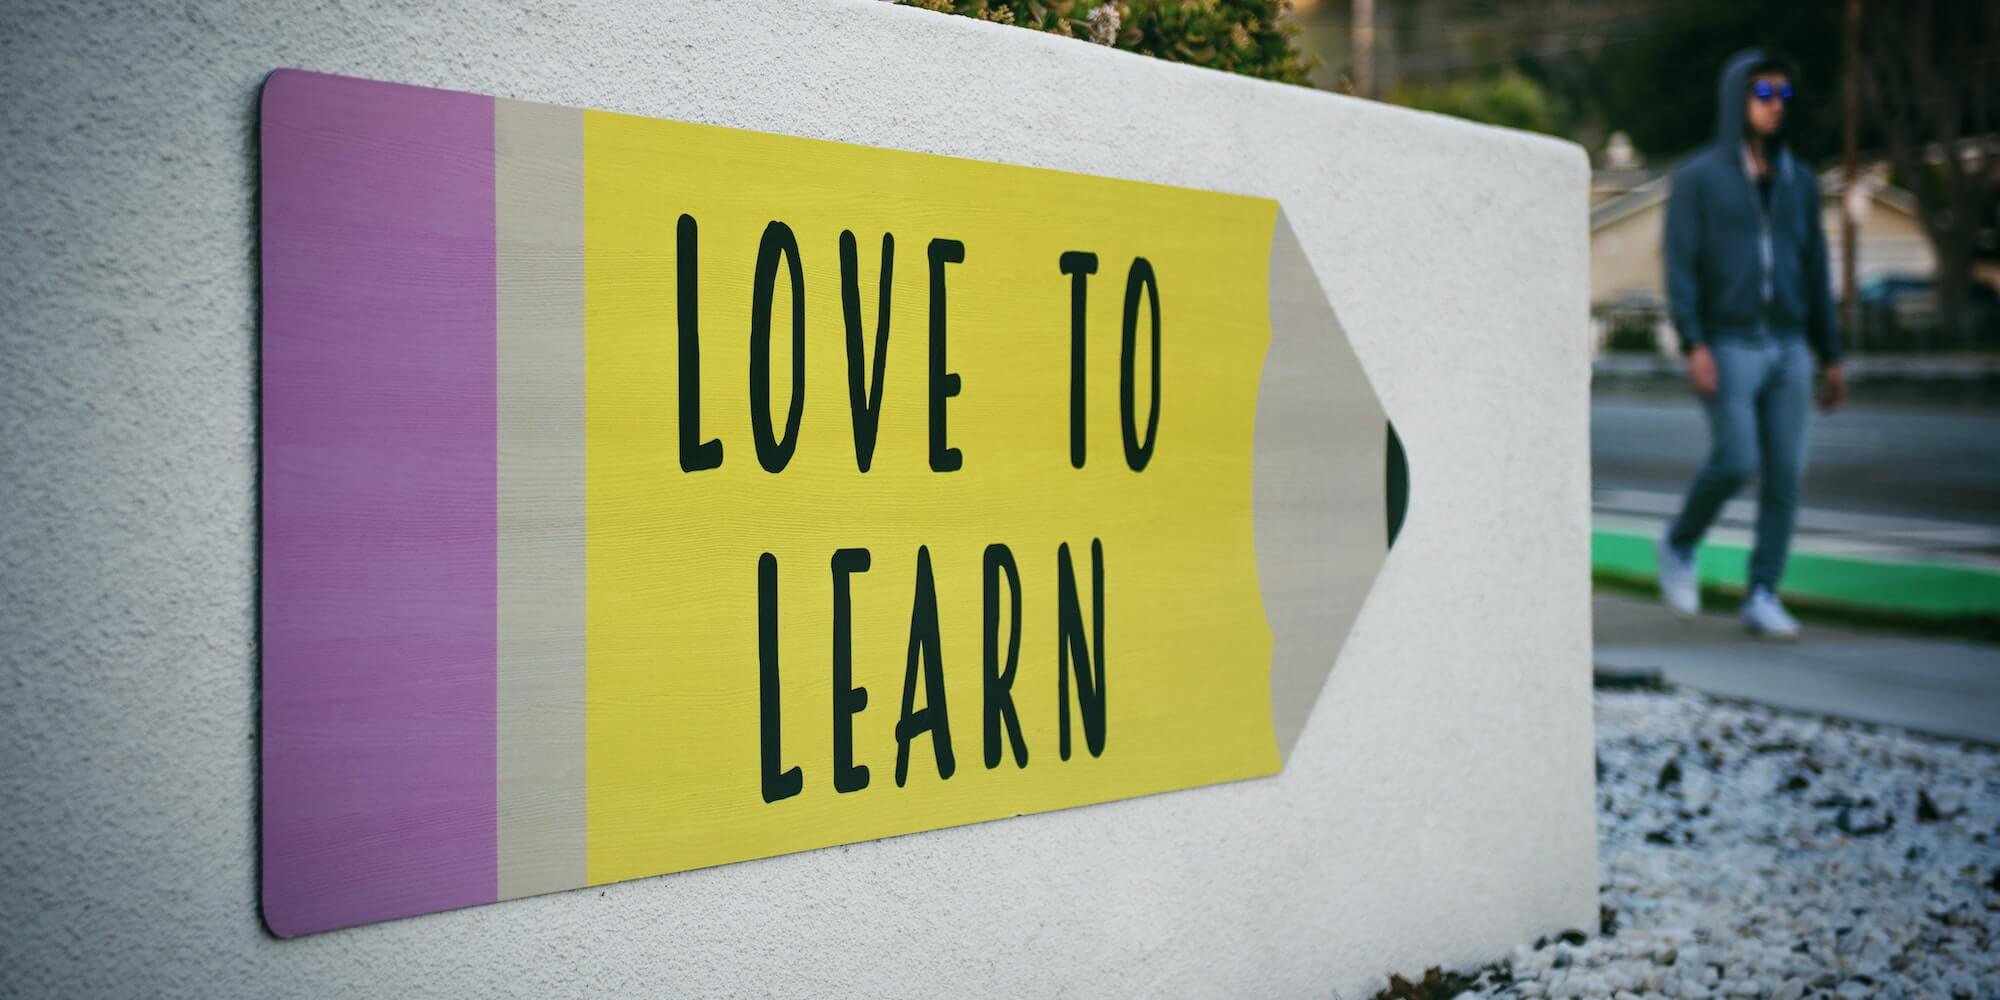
[1446,689,2000,999]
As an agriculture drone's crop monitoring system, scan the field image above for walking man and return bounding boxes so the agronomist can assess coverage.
[1657,48,1847,639]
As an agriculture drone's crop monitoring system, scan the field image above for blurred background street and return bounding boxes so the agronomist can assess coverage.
[1593,390,2000,529]
[1278,1,2000,989]
[1292,0,2000,746]
[1273,0,2000,721]
[1590,377,2000,746]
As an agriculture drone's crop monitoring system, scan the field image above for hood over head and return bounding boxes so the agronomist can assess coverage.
[1714,47,1785,151]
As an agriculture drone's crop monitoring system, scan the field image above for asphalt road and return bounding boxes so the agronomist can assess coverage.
[1591,391,2000,526]
[1593,591,2000,742]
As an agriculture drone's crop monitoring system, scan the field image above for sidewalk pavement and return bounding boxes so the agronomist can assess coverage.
[1592,487,2000,621]
[1593,589,2000,745]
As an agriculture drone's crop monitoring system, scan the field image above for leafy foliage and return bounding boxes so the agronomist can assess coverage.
[1857,0,2000,344]
[1583,0,1844,164]
[1389,69,1560,136]
[893,0,1314,86]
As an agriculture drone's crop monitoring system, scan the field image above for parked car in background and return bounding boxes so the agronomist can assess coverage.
[1859,273,2000,352]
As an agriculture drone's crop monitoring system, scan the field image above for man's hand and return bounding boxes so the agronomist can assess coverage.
[1818,362,1848,412]
[1687,344,1718,399]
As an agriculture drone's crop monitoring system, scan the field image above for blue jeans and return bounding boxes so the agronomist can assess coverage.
[1666,338,1814,591]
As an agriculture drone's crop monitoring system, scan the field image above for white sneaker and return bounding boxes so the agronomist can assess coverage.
[1741,587,1801,641]
[1657,533,1700,618]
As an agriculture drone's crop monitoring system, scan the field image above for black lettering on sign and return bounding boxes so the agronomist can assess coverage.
[1120,258,1160,472]
[758,552,803,803]
[677,214,723,472]
[895,546,956,785]
[830,547,873,794]
[751,221,806,473]
[982,543,1028,770]
[926,239,965,473]
[840,231,894,474]
[1058,251,1099,470]
[1056,539,1106,760]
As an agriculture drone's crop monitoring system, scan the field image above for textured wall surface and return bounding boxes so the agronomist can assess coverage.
[0,1,1595,996]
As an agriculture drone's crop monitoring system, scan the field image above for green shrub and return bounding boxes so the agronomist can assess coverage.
[1388,69,1560,136]
[894,0,1314,86]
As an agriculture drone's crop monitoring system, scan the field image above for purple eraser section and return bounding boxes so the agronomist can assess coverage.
[259,69,496,938]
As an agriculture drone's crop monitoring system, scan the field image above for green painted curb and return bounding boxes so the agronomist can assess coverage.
[1592,529,2000,619]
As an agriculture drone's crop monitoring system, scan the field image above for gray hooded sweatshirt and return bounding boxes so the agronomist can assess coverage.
[1663,48,1841,363]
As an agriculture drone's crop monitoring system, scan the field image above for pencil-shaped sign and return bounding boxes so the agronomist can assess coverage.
[260,69,1405,937]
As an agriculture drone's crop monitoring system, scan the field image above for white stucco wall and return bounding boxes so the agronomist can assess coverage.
[0,1,1596,996]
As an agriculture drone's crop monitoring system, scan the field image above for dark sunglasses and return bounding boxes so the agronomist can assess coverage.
[1751,81,1794,104]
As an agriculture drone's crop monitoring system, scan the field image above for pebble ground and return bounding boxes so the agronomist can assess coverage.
[1454,689,2000,1000]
